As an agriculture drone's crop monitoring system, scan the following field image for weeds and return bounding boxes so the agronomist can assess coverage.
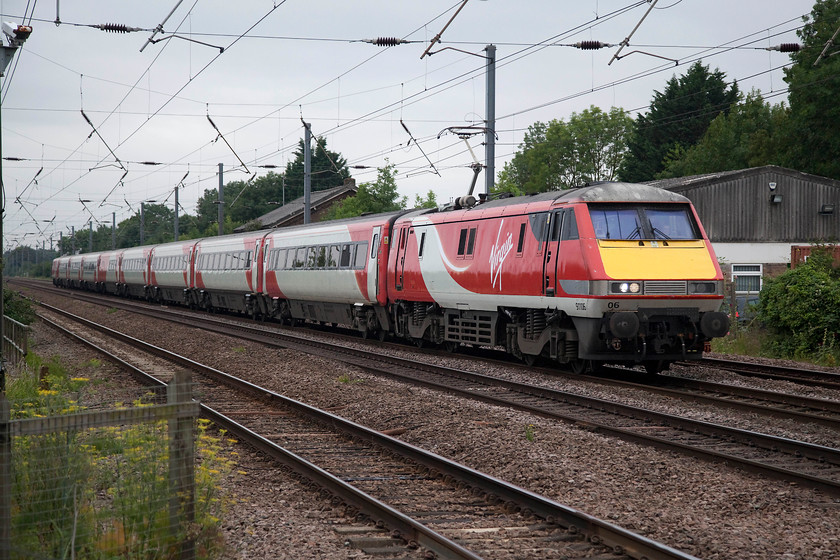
[524,424,536,443]
[7,353,236,559]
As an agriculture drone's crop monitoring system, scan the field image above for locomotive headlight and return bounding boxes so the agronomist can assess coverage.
[611,281,642,294]
[689,282,718,294]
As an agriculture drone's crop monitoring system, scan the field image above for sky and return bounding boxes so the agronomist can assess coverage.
[0,0,815,251]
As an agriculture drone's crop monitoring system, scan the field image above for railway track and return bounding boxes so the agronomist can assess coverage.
[35,303,698,560]
[691,356,840,391]
[24,284,840,498]
[18,281,840,429]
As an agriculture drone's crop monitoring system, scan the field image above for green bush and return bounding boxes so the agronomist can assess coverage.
[758,247,840,363]
[3,288,36,325]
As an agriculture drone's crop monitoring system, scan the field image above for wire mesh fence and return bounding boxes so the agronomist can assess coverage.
[1,371,203,560]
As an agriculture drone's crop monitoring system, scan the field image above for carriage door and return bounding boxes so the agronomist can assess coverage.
[542,210,564,296]
[394,225,410,291]
[251,239,263,293]
[367,226,381,301]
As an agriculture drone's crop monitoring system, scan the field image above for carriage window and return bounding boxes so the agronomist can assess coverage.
[370,235,379,258]
[355,241,369,269]
[293,248,305,268]
[329,245,340,268]
[340,244,352,267]
[316,246,327,268]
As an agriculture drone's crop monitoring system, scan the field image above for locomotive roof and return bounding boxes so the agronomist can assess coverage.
[476,182,690,210]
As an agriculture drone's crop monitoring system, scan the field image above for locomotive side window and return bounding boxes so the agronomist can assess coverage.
[370,234,379,258]
[561,209,579,240]
[466,227,476,256]
[457,229,467,256]
[516,223,526,254]
[418,232,426,258]
[530,212,549,253]
[550,212,563,242]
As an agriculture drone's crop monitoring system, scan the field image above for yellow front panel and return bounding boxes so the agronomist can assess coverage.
[598,240,718,279]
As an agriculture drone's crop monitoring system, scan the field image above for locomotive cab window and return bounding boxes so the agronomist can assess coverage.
[589,204,698,240]
[516,223,526,255]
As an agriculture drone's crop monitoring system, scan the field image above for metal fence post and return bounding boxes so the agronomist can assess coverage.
[0,395,10,560]
[168,370,195,559]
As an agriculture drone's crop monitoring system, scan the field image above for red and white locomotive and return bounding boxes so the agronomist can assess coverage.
[53,182,729,373]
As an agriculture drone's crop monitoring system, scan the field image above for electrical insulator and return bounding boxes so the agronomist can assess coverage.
[94,23,141,33]
[768,43,802,52]
[366,37,407,47]
[575,40,607,50]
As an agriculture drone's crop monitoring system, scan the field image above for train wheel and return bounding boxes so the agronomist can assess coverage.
[522,353,538,367]
[570,359,590,375]
[378,329,387,342]
[443,341,459,353]
[643,360,670,375]
[412,337,425,349]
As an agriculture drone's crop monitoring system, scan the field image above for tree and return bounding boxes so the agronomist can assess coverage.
[658,92,788,178]
[494,106,633,194]
[283,137,350,202]
[325,162,406,219]
[413,190,438,209]
[618,62,740,182]
[194,137,351,231]
[782,0,840,179]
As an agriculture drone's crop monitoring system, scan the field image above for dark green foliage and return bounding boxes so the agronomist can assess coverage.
[495,106,632,194]
[658,92,788,178]
[782,0,840,180]
[619,62,740,182]
[758,246,840,362]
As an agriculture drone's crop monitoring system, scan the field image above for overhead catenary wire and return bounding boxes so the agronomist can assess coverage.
[3,3,810,243]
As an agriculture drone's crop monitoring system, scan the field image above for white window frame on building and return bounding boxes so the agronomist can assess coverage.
[732,264,762,293]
